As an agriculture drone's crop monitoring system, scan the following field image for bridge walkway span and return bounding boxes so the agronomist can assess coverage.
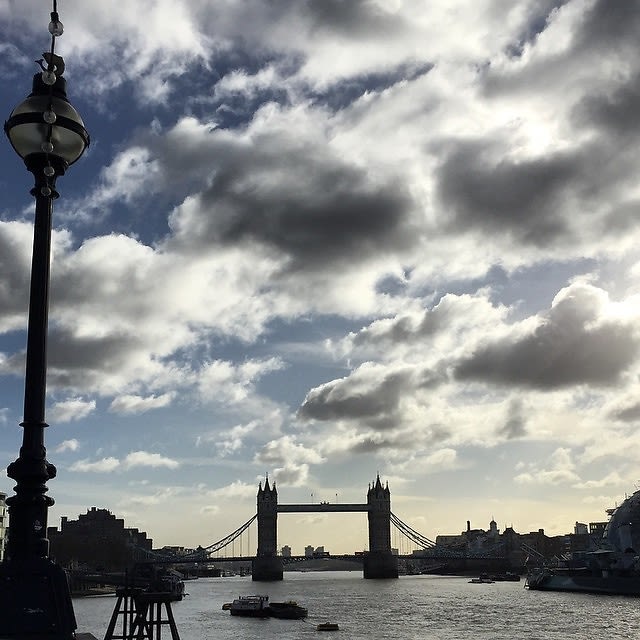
[277,503,370,513]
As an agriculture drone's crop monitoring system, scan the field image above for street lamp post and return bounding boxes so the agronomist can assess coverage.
[0,3,89,638]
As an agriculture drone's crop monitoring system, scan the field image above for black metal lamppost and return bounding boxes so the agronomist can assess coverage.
[0,2,89,638]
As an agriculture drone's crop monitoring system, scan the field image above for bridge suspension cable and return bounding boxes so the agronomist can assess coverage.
[199,514,257,556]
[390,512,437,549]
[132,514,257,563]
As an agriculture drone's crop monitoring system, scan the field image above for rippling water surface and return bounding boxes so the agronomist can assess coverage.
[73,571,640,640]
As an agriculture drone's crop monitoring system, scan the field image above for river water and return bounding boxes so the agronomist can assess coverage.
[73,571,640,639]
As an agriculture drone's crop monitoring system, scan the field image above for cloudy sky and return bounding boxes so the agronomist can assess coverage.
[1,0,639,554]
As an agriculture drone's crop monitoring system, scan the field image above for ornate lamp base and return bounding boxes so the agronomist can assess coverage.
[0,557,76,639]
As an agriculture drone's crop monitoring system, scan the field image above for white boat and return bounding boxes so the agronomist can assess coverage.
[227,595,270,617]
[469,574,494,584]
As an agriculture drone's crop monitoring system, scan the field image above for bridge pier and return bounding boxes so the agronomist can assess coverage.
[251,555,283,582]
[363,551,398,579]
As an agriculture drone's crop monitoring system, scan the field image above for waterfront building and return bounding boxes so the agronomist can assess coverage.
[158,545,195,556]
[589,520,608,538]
[435,519,496,553]
[47,506,153,571]
[430,516,607,570]
[434,532,466,550]
[303,545,330,558]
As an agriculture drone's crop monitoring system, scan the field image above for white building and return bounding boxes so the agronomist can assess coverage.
[574,522,588,535]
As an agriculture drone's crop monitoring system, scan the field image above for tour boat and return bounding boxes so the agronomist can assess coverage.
[224,595,309,619]
[227,595,270,617]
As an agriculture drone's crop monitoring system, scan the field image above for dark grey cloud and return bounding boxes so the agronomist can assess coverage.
[298,369,414,431]
[169,139,416,272]
[0,226,30,319]
[497,399,527,439]
[47,330,135,371]
[597,199,640,237]
[348,437,391,454]
[612,402,640,423]
[46,330,143,391]
[352,307,443,349]
[291,0,407,37]
[435,131,637,251]
[436,141,578,247]
[339,421,451,456]
[455,286,640,389]
[298,368,412,423]
[572,0,640,57]
[573,70,640,140]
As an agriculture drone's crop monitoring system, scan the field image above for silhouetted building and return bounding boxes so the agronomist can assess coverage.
[435,519,499,553]
[48,506,153,571]
[589,521,607,539]
[158,545,194,556]
[575,521,588,535]
[281,545,291,558]
[432,514,610,571]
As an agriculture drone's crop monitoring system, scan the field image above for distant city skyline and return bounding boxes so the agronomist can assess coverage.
[1,1,640,554]
[44,486,618,557]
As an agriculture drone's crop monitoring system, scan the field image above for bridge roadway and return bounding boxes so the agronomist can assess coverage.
[194,554,365,563]
[277,503,370,513]
[198,554,421,562]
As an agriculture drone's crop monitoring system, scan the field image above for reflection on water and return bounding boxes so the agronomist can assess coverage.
[73,571,640,640]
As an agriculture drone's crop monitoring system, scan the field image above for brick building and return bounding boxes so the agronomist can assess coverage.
[48,506,153,571]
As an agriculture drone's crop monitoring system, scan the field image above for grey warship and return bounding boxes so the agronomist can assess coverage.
[526,490,640,596]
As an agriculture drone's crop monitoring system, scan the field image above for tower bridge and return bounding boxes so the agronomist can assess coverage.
[128,475,510,581]
[253,474,398,580]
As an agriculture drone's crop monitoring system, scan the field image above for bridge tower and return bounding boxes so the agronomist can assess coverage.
[252,477,283,581]
[364,475,398,579]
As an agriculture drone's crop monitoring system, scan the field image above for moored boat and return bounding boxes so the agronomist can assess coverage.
[156,569,186,601]
[525,565,640,596]
[469,573,494,584]
[268,600,308,619]
[524,489,640,596]
[490,572,520,582]
[228,595,270,617]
